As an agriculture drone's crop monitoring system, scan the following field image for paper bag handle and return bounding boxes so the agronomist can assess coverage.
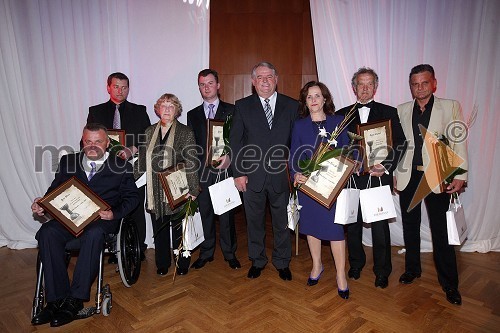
[365,175,382,189]
[214,169,229,184]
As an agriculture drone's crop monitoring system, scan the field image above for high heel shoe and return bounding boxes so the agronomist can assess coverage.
[307,266,324,286]
[337,275,349,299]
[338,287,349,299]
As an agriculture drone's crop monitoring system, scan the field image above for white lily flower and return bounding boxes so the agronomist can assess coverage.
[173,249,180,255]
[182,250,191,258]
[328,138,338,147]
[318,127,328,137]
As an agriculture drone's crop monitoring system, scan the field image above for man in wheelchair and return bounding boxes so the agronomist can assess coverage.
[31,123,139,327]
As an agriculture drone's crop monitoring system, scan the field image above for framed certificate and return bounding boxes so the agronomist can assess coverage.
[206,119,225,167]
[158,163,190,209]
[38,176,110,237]
[356,119,393,173]
[107,129,126,146]
[299,144,356,209]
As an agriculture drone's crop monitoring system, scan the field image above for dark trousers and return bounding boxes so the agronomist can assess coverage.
[35,219,119,302]
[197,171,237,260]
[399,170,458,289]
[128,186,147,252]
[151,213,191,271]
[347,174,392,277]
[243,174,291,269]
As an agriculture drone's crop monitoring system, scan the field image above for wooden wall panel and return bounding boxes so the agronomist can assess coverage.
[210,0,317,104]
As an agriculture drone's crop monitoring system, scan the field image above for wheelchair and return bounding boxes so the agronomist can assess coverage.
[31,217,141,320]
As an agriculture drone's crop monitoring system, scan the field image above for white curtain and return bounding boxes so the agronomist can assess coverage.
[0,0,209,249]
[310,0,500,252]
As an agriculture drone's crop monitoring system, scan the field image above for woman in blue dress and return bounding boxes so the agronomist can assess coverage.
[289,81,350,299]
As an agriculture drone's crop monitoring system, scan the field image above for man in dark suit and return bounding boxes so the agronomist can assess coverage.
[87,72,150,259]
[31,123,139,327]
[230,62,299,281]
[337,67,405,289]
[187,69,241,270]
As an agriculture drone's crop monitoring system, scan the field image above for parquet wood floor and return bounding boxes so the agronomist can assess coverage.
[1,207,499,332]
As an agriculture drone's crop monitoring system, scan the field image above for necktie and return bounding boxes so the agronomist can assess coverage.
[88,162,97,181]
[113,104,121,129]
[208,104,215,119]
[264,98,273,129]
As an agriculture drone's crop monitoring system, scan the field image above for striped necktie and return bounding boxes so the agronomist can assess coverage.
[208,104,215,119]
[88,162,97,181]
[264,98,273,129]
[113,104,121,129]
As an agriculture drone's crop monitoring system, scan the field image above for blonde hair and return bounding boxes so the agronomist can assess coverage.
[154,93,183,118]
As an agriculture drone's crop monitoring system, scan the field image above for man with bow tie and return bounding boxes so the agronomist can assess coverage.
[337,67,405,289]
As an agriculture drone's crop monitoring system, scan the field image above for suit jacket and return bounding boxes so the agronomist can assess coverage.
[395,96,468,193]
[88,100,151,148]
[230,93,299,193]
[187,101,235,188]
[337,101,406,189]
[46,152,139,223]
[134,120,200,217]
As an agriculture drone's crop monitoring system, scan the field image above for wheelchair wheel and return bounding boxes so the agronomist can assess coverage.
[117,219,141,287]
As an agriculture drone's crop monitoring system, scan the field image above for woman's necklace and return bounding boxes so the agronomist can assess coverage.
[312,119,325,131]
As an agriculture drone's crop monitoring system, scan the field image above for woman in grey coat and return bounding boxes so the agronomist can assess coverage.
[135,93,200,276]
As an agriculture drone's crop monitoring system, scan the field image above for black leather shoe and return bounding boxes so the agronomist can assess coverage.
[443,287,462,305]
[190,257,214,269]
[247,266,263,279]
[177,267,189,275]
[375,275,389,289]
[338,288,350,299]
[31,300,61,325]
[157,267,168,276]
[277,267,292,281]
[108,254,118,264]
[399,272,421,284]
[140,251,146,262]
[50,297,83,327]
[225,258,241,269]
[348,268,361,280]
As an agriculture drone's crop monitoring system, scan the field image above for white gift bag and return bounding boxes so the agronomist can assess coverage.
[447,196,467,245]
[182,211,204,250]
[334,177,360,225]
[287,193,301,231]
[208,170,242,215]
[334,189,360,225]
[359,176,397,223]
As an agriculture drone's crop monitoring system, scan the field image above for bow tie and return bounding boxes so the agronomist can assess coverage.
[357,101,373,109]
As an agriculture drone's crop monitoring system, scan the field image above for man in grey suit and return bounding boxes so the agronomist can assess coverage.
[230,62,299,280]
[187,69,241,270]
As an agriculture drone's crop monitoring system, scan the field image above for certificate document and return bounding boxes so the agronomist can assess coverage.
[38,177,110,236]
[49,185,101,227]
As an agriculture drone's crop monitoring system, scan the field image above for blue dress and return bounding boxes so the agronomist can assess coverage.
[289,114,349,241]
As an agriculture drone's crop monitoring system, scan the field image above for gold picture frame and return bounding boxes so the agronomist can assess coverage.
[356,119,393,174]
